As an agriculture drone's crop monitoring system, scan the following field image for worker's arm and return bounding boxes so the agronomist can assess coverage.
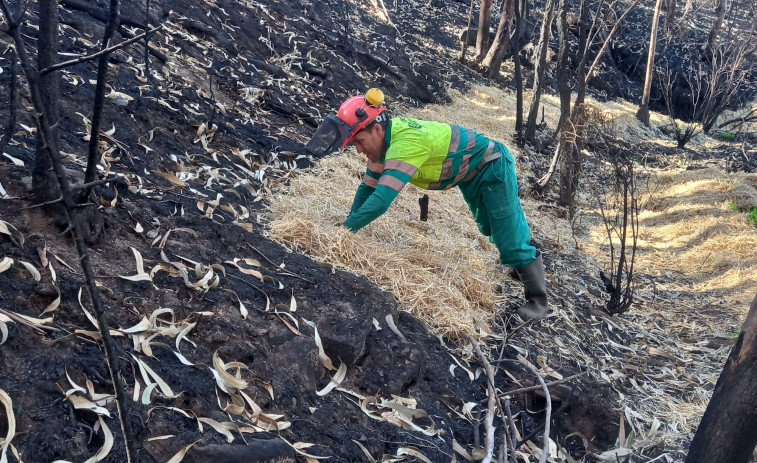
[344,160,417,231]
[349,162,383,213]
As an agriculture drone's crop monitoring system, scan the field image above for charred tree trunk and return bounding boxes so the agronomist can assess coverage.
[534,0,570,192]
[481,0,515,77]
[524,0,556,143]
[558,112,583,211]
[460,0,476,64]
[706,0,727,51]
[574,0,590,105]
[636,0,664,126]
[474,0,492,63]
[685,294,757,463]
[32,0,62,206]
[513,0,526,143]
[82,0,121,193]
[555,0,575,209]
[554,0,571,137]
[0,1,137,459]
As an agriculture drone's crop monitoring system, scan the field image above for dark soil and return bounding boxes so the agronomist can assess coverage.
[2,0,752,461]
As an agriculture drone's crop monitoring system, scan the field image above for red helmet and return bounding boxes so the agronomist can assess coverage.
[306,89,388,157]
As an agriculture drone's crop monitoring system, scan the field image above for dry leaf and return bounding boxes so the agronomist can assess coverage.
[119,247,152,282]
[0,389,16,463]
[152,170,187,188]
[316,362,346,396]
[166,439,201,463]
[301,318,335,370]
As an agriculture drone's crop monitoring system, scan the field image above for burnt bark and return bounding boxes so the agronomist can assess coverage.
[474,0,492,63]
[554,0,571,137]
[513,0,526,142]
[82,0,121,193]
[32,0,61,207]
[705,0,727,51]
[637,0,664,126]
[558,111,583,210]
[534,0,571,193]
[481,0,515,77]
[524,0,556,143]
[37,0,59,138]
[685,294,757,463]
[460,0,475,64]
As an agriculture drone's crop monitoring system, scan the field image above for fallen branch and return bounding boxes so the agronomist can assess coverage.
[60,0,143,28]
[226,274,271,312]
[70,175,119,191]
[244,243,315,284]
[21,196,63,210]
[503,396,517,463]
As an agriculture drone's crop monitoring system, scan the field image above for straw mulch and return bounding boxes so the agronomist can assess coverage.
[267,152,516,337]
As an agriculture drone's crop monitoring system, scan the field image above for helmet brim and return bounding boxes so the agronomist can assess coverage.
[305,114,354,157]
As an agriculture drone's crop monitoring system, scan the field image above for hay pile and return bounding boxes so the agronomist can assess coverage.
[268,153,518,337]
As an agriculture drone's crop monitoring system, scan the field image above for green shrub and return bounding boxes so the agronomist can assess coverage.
[730,199,757,227]
[713,131,736,141]
[748,207,757,227]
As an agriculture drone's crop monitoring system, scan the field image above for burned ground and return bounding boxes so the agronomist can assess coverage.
[0,0,755,462]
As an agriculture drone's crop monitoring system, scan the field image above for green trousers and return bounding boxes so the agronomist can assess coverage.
[458,142,537,268]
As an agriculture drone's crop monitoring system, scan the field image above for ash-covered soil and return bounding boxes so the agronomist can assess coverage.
[2,0,752,461]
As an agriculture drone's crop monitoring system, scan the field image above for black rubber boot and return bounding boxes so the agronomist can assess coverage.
[515,253,549,320]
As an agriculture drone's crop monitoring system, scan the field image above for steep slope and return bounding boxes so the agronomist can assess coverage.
[1,0,755,462]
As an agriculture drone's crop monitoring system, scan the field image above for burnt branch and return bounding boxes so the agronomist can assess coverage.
[82,0,121,196]
[40,25,162,75]
[143,0,151,81]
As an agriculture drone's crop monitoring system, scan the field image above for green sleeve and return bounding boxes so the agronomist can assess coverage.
[349,183,374,214]
[343,185,400,231]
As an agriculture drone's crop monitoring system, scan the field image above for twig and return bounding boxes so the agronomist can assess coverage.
[0,308,59,332]
[502,397,517,463]
[495,371,587,398]
[143,0,152,82]
[244,243,315,283]
[39,26,162,75]
[69,175,119,191]
[463,334,497,463]
[473,409,481,450]
[21,196,63,210]
[503,396,517,463]
[82,0,123,198]
[227,274,271,310]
